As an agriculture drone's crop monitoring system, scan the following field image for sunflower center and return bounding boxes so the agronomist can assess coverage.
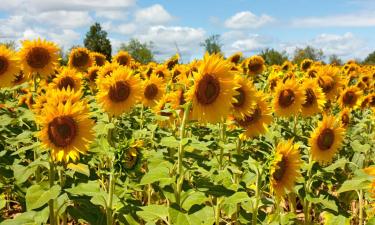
[109,81,130,102]
[0,56,9,75]
[308,70,317,78]
[144,84,158,100]
[233,88,246,107]
[26,47,50,69]
[317,128,335,150]
[302,61,312,71]
[13,71,25,84]
[48,116,77,147]
[318,77,334,93]
[270,79,278,91]
[58,77,75,90]
[237,107,261,127]
[302,88,316,107]
[172,70,181,82]
[231,55,241,64]
[156,71,165,78]
[273,156,287,181]
[89,69,99,82]
[117,56,129,66]
[278,89,295,108]
[72,51,89,68]
[343,91,356,105]
[248,62,262,73]
[196,74,220,105]
[341,114,349,126]
[95,55,105,66]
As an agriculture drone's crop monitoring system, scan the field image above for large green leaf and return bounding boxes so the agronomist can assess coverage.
[139,167,172,185]
[137,205,169,222]
[65,181,101,196]
[26,184,61,210]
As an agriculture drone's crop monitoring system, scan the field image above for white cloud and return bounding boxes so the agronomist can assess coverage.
[224,11,274,29]
[49,29,81,49]
[291,12,375,27]
[95,10,128,20]
[35,11,93,29]
[117,23,138,35]
[135,4,172,24]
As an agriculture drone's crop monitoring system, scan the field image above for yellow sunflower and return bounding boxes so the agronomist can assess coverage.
[113,51,132,67]
[306,66,318,79]
[142,74,165,107]
[301,79,326,117]
[268,72,281,92]
[309,115,345,164]
[185,53,238,123]
[90,52,107,66]
[86,66,100,84]
[339,108,351,128]
[12,70,27,86]
[37,100,94,162]
[273,79,305,117]
[68,47,93,71]
[164,54,179,70]
[338,86,362,109]
[50,67,82,91]
[227,52,243,65]
[244,55,265,76]
[19,38,59,78]
[152,92,180,128]
[0,45,20,88]
[232,75,257,119]
[97,67,142,116]
[153,64,171,80]
[300,59,313,72]
[97,62,119,80]
[235,92,273,139]
[317,66,343,101]
[270,139,302,198]
[281,61,294,72]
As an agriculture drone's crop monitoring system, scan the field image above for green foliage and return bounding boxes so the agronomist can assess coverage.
[119,39,155,64]
[292,46,324,64]
[328,54,343,65]
[260,48,288,65]
[84,23,112,60]
[200,34,222,55]
[0,41,16,50]
[363,50,375,65]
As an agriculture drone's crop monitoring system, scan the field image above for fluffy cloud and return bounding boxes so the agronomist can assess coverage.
[291,12,375,27]
[35,11,93,29]
[135,4,172,24]
[224,11,274,29]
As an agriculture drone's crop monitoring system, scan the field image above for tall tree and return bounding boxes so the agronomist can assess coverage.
[363,51,375,65]
[200,34,222,55]
[260,48,289,65]
[84,23,112,60]
[119,39,154,64]
[292,46,324,65]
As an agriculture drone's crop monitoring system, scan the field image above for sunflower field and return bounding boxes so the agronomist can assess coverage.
[0,39,374,225]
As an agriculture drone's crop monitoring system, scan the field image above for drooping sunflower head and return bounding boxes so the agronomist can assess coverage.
[227,52,243,65]
[97,66,142,116]
[185,53,238,123]
[244,55,265,76]
[171,64,188,83]
[164,54,180,70]
[317,65,343,101]
[86,66,100,84]
[338,86,362,109]
[340,108,351,128]
[309,115,345,164]
[300,59,313,72]
[301,79,326,117]
[68,47,93,71]
[268,72,281,92]
[90,52,107,66]
[50,67,82,91]
[273,79,305,117]
[235,92,273,139]
[142,74,165,107]
[270,139,302,198]
[19,38,59,78]
[152,92,180,128]
[113,51,132,67]
[0,45,20,88]
[37,100,95,163]
[231,75,257,119]
[114,139,143,173]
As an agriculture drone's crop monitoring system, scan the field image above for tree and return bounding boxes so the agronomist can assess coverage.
[0,40,17,50]
[119,39,154,64]
[260,48,289,65]
[363,51,375,65]
[200,34,222,55]
[328,54,342,66]
[84,23,112,60]
[292,46,324,65]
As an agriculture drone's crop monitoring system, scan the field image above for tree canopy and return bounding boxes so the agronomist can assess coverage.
[200,34,222,55]
[119,39,154,64]
[84,22,112,60]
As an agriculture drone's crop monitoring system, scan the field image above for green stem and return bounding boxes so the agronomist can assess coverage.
[48,160,55,225]
[140,104,144,129]
[148,184,152,205]
[358,190,363,225]
[215,198,221,225]
[218,122,227,170]
[107,172,115,225]
[176,102,191,206]
[234,138,242,225]
[59,167,67,225]
[304,155,314,225]
[252,168,261,225]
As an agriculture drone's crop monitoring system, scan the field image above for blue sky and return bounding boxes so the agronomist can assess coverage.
[1,0,375,62]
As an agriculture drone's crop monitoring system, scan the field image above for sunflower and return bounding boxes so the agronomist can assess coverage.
[113,51,132,67]
[339,108,350,128]
[12,70,27,86]
[97,62,119,80]
[227,52,243,65]
[231,75,257,119]
[306,66,318,78]
[152,92,180,127]
[300,59,313,72]
[90,52,107,66]
[164,54,179,70]
[268,72,280,92]
[309,115,345,164]
[273,79,305,117]
[97,67,142,116]
[47,87,82,107]
[86,66,100,84]
[317,66,343,101]
[171,64,187,83]
[68,47,93,71]
[185,53,238,123]
[0,45,20,88]
[244,55,265,76]
[301,79,326,117]
[338,86,362,109]
[235,92,273,139]
[19,39,59,78]
[270,139,302,198]
[37,100,94,162]
[281,61,294,72]
[142,74,165,107]
[153,64,170,80]
[50,67,82,91]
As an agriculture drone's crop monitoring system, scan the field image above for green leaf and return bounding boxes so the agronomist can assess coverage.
[181,191,207,211]
[65,181,101,196]
[26,184,61,210]
[337,173,371,193]
[322,212,350,225]
[67,163,90,177]
[223,192,250,205]
[350,140,371,154]
[139,167,172,186]
[323,158,347,173]
[137,205,169,222]
[13,164,36,185]
[0,195,6,210]
[160,136,179,148]
[306,194,338,212]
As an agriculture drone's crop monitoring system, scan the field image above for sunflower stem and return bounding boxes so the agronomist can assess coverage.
[215,198,222,225]
[48,159,55,225]
[252,168,261,225]
[176,102,191,206]
[358,189,363,225]
[59,166,67,225]
[304,155,314,225]
[234,138,242,225]
[106,171,116,225]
